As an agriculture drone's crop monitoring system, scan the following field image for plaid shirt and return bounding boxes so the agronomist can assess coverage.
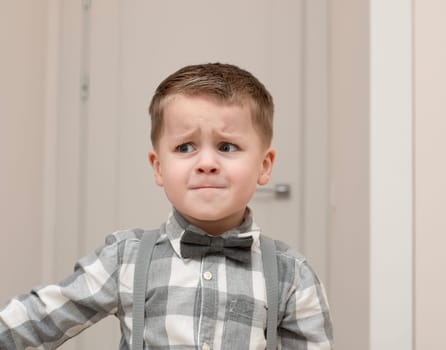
[0,210,333,349]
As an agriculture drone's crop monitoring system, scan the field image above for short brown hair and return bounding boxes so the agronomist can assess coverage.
[148,63,274,148]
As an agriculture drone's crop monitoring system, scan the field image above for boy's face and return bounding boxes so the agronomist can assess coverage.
[149,94,275,235]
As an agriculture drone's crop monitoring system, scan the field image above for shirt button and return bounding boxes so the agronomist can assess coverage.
[203,271,213,280]
[202,343,210,350]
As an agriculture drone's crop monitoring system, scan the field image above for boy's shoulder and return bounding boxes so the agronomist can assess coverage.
[105,228,146,245]
[102,228,165,254]
[96,228,162,265]
[266,236,306,264]
[104,227,165,244]
[261,236,323,294]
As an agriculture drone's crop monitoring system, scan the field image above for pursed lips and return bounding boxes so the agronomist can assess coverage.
[189,184,226,190]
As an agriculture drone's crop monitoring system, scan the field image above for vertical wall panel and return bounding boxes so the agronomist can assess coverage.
[329,0,370,349]
[0,1,47,301]
[414,1,446,348]
[370,1,413,349]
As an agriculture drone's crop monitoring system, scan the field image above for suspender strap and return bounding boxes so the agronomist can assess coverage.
[260,235,279,350]
[132,230,159,350]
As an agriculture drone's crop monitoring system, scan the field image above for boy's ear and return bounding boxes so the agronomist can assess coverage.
[148,150,164,186]
[257,147,275,186]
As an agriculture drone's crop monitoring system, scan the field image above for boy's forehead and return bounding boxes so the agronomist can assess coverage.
[164,94,252,119]
[162,92,251,112]
[164,95,252,127]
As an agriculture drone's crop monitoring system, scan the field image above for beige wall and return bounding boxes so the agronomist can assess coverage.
[0,1,47,300]
[414,0,446,348]
[329,0,370,348]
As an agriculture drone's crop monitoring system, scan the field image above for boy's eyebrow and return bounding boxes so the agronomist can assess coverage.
[165,122,249,145]
[211,129,244,140]
[169,127,201,141]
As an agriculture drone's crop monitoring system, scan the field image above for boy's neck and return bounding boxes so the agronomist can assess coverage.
[173,207,251,236]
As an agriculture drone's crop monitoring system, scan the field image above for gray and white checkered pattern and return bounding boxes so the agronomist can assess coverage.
[0,210,333,349]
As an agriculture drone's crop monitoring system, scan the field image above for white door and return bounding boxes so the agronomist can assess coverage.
[51,1,329,348]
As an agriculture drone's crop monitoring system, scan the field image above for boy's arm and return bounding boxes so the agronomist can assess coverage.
[278,259,334,349]
[0,235,121,349]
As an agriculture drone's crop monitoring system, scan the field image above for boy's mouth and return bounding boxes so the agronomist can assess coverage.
[189,184,226,190]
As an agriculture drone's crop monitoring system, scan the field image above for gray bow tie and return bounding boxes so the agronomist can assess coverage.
[180,230,253,264]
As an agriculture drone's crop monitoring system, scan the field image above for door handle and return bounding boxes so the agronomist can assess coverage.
[256,183,291,198]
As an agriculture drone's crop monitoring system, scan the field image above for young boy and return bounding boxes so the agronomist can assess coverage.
[0,63,333,349]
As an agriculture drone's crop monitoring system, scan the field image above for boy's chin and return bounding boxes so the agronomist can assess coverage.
[181,208,242,222]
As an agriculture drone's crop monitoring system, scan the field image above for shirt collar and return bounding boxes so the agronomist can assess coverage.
[161,207,261,260]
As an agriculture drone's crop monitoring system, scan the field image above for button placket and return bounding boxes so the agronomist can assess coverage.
[198,255,220,350]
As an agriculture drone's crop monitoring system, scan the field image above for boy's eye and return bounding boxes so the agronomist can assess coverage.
[218,143,238,152]
[176,143,195,153]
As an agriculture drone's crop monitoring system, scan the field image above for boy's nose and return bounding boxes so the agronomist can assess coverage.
[197,165,219,174]
[195,150,220,174]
